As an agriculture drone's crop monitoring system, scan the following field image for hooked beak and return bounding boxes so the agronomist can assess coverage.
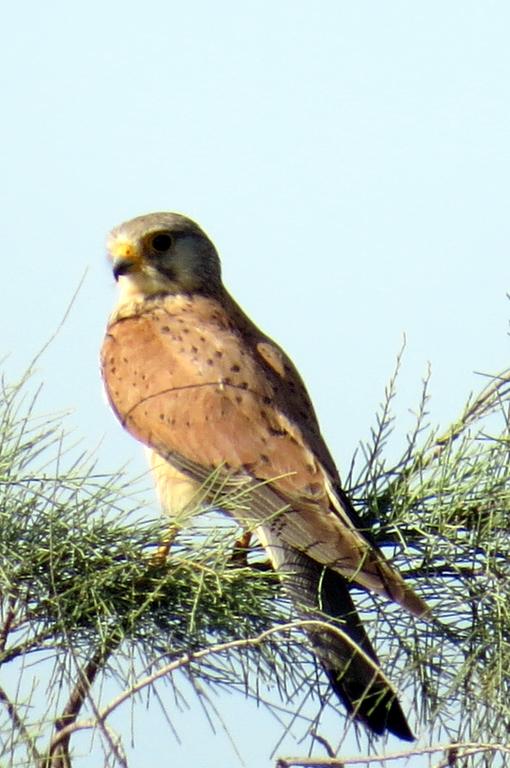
[109,238,142,281]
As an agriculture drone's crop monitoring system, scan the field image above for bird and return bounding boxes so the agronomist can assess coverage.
[100,211,428,741]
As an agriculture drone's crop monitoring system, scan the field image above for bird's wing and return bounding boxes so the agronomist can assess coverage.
[101,296,427,617]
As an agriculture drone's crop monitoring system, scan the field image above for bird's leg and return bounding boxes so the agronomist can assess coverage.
[150,523,179,566]
[230,531,272,571]
[230,530,252,567]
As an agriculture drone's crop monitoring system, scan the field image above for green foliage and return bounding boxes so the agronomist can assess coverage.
[348,357,510,762]
[0,374,292,767]
[0,354,510,767]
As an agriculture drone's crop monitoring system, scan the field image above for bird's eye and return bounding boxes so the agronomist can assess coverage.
[150,232,173,254]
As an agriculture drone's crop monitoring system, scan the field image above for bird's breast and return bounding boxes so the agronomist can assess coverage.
[101,292,326,503]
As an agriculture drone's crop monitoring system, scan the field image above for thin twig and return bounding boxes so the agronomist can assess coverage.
[25,271,88,379]
[45,644,118,768]
[276,740,510,767]
[414,368,510,472]
[45,620,363,753]
[0,682,42,764]
[0,593,17,653]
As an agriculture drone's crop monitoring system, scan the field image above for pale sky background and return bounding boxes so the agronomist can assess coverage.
[2,2,509,767]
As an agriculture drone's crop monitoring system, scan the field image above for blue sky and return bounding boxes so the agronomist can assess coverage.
[2,2,509,766]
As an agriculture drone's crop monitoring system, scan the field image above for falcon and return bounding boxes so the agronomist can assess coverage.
[101,212,428,741]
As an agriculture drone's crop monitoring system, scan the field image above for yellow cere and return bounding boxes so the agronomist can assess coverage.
[108,236,140,264]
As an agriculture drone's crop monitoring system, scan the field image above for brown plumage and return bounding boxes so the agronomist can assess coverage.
[101,212,428,740]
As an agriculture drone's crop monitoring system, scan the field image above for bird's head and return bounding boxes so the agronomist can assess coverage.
[107,212,222,299]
